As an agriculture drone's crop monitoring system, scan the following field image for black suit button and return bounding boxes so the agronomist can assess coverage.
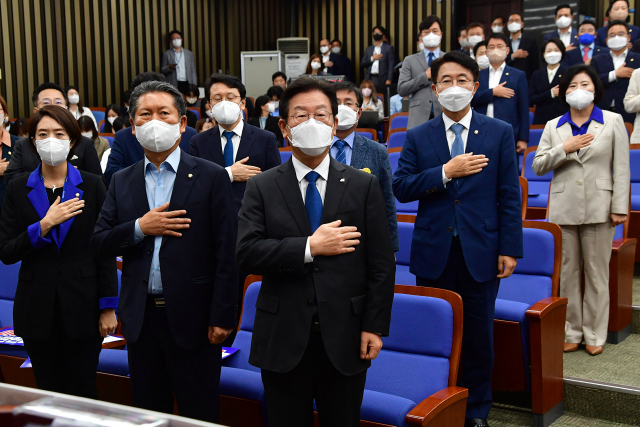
[314,268,319,275]
[455,200,460,205]
[448,227,453,232]
[307,300,313,306]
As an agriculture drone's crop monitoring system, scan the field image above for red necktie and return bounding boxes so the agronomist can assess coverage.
[583,47,590,63]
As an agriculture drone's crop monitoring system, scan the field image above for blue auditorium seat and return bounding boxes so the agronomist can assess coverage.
[528,128,543,148]
[92,110,105,124]
[529,111,534,126]
[389,147,419,215]
[356,129,376,140]
[388,150,401,173]
[100,123,105,132]
[395,222,415,286]
[389,115,408,130]
[188,108,200,120]
[522,147,552,209]
[103,136,114,147]
[0,261,19,329]
[630,150,640,211]
[388,131,406,149]
[97,349,129,376]
[280,150,292,164]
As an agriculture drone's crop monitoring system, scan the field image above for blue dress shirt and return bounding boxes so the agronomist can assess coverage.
[134,148,181,294]
[557,105,604,136]
[579,43,595,60]
[330,132,356,165]
[424,47,441,65]
[390,94,404,116]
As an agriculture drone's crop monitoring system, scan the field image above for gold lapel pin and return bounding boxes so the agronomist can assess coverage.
[75,193,80,197]
[505,73,509,76]
[595,125,599,128]
[188,174,193,178]
[7,151,11,155]
[559,75,562,78]
[632,59,635,62]
[474,130,479,134]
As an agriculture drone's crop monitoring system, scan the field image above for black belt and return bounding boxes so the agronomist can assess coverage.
[147,294,165,308]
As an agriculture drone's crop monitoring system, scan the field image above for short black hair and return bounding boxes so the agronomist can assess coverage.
[252,95,270,119]
[607,0,630,22]
[458,26,467,37]
[32,82,67,107]
[432,51,480,83]
[558,64,604,105]
[579,20,597,31]
[509,12,524,21]
[334,81,363,106]
[466,22,485,34]
[112,117,125,132]
[28,105,81,159]
[122,90,132,104]
[488,32,510,47]
[492,16,505,24]
[607,19,629,34]
[555,4,573,15]
[131,72,166,91]
[168,30,182,43]
[272,72,287,83]
[473,40,488,57]
[419,15,443,32]
[187,84,199,97]
[279,76,338,125]
[266,85,284,100]
[541,37,566,62]
[372,25,387,35]
[205,73,246,99]
[330,39,342,46]
[77,115,98,139]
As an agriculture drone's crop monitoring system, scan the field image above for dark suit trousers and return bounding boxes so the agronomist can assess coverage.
[261,330,367,427]
[127,296,222,423]
[416,238,500,420]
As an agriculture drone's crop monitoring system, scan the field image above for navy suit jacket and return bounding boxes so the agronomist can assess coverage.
[361,42,396,82]
[104,126,196,186]
[506,34,539,80]
[471,65,530,142]
[350,133,399,252]
[91,151,239,350]
[543,28,579,47]
[562,44,609,67]
[392,112,523,283]
[596,25,640,47]
[591,50,640,123]
[529,66,569,125]
[188,123,281,213]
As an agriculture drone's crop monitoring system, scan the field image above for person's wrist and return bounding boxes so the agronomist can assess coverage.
[309,235,318,257]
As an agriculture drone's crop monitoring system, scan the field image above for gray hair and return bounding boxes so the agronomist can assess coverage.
[129,80,187,119]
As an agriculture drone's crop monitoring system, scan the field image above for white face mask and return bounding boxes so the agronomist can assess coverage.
[491,25,503,33]
[271,101,279,110]
[487,48,508,64]
[566,89,595,110]
[211,100,241,125]
[135,119,181,152]
[436,86,475,112]
[362,88,372,97]
[205,109,214,119]
[320,46,330,54]
[287,119,334,156]
[460,39,470,48]
[172,39,182,48]
[311,62,322,70]
[608,36,629,51]
[468,35,483,47]
[336,105,358,130]
[556,16,572,29]
[507,22,522,33]
[544,52,563,65]
[418,42,425,51]
[35,138,71,167]
[0,114,4,126]
[186,97,197,104]
[107,116,117,125]
[81,131,94,139]
[331,47,341,54]
[68,94,80,104]
[422,33,442,48]
[477,55,491,69]
[265,102,276,113]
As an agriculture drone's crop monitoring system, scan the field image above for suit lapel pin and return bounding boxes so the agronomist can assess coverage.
[188,174,193,178]
[474,130,479,134]
[595,125,599,128]
[340,178,346,182]
[75,193,80,197]
[7,151,10,155]
[632,58,635,62]
[559,75,562,78]
[505,72,509,76]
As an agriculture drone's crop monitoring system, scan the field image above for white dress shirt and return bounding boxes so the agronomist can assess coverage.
[322,52,331,73]
[487,62,506,118]
[292,153,330,263]
[609,49,628,83]
[559,29,572,47]
[441,109,473,186]
[174,48,187,81]
[371,44,382,74]
[219,119,244,182]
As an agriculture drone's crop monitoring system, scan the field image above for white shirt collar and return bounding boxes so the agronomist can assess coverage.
[218,118,245,138]
[611,48,628,60]
[442,108,473,132]
[144,145,181,173]
[292,152,331,183]
[489,62,506,74]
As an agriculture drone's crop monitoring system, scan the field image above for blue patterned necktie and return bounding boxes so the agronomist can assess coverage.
[305,171,323,233]
[223,130,235,167]
[450,123,465,236]
[334,140,347,164]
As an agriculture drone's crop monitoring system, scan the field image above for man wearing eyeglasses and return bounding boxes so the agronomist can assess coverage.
[393,51,523,427]
[4,82,103,187]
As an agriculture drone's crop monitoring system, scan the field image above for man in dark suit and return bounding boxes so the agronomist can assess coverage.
[543,4,580,50]
[563,20,609,67]
[330,39,354,81]
[319,38,347,78]
[332,81,398,252]
[4,83,102,188]
[471,33,529,155]
[188,74,281,213]
[237,77,395,427]
[393,51,523,427]
[458,26,471,56]
[104,73,196,185]
[505,13,539,80]
[361,26,396,92]
[591,20,640,123]
[91,81,238,423]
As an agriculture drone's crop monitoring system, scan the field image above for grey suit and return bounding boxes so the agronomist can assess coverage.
[361,42,396,85]
[161,48,198,87]
[397,49,445,129]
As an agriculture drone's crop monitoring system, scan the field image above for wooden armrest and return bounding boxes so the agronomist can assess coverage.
[525,297,568,320]
[612,238,637,251]
[405,386,468,426]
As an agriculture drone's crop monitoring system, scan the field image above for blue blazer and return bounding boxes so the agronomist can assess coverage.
[91,151,239,350]
[562,44,609,67]
[596,25,640,47]
[350,133,399,252]
[543,28,579,47]
[471,65,530,142]
[188,124,281,213]
[529,66,569,125]
[104,126,197,186]
[591,50,640,123]
[0,134,20,208]
[392,112,523,282]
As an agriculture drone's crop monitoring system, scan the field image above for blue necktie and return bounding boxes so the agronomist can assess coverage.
[305,171,323,233]
[334,140,347,164]
[450,123,465,236]
[428,52,435,115]
[223,131,235,167]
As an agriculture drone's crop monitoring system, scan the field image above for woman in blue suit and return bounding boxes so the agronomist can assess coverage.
[529,37,569,125]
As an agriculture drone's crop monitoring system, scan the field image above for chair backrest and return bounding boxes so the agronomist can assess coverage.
[365,285,462,404]
[629,148,640,184]
[522,146,552,182]
[92,110,105,123]
[388,149,402,174]
[396,222,413,266]
[280,150,292,163]
[528,129,543,148]
[387,131,407,149]
[188,107,200,120]
[626,122,634,137]
[529,111,534,126]
[498,221,561,307]
[225,277,262,372]
[356,128,378,141]
[0,262,20,328]
[103,136,114,147]
[389,113,409,130]
[519,176,528,220]
[99,120,105,132]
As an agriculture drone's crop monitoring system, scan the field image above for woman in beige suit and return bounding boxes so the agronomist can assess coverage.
[623,68,640,143]
[533,64,630,356]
